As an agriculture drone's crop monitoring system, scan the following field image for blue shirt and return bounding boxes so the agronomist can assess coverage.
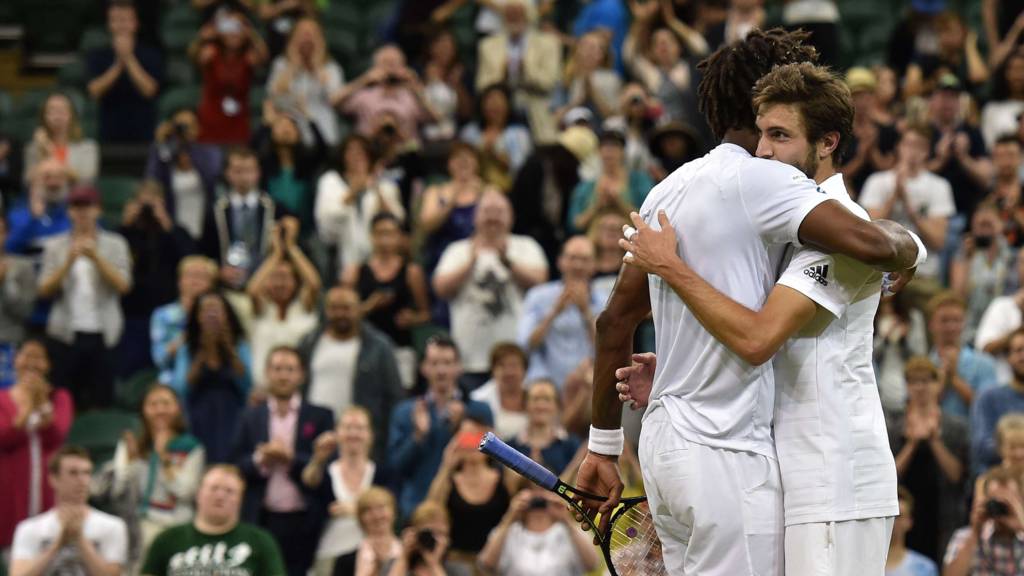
[169,342,253,402]
[930,346,1000,419]
[150,302,187,385]
[971,384,1024,475]
[572,0,629,73]
[507,431,582,477]
[885,549,937,576]
[4,201,70,256]
[517,280,608,388]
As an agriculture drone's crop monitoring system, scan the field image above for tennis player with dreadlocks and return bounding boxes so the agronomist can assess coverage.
[575,29,927,575]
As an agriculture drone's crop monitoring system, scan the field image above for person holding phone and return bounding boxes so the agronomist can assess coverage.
[943,465,1024,575]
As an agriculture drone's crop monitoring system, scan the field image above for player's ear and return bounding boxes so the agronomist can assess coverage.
[818,131,840,160]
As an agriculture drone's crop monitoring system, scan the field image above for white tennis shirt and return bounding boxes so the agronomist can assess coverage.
[773,173,899,526]
[641,143,830,458]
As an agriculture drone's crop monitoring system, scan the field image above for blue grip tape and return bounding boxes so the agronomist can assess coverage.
[479,432,559,490]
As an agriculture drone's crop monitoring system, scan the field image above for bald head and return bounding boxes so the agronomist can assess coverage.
[33,158,70,201]
[474,190,513,237]
[559,235,596,282]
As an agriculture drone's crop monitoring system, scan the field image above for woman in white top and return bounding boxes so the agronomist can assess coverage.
[305,406,378,576]
[23,92,99,184]
[267,18,345,146]
[554,31,621,125]
[419,30,471,142]
[459,84,533,192]
[245,217,321,390]
[982,51,1024,149]
[315,135,405,274]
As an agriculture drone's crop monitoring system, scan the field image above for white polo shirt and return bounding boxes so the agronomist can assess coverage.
[641,143,830,458]
[773,173,899,526]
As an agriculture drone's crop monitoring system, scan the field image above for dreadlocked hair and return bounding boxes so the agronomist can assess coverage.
[697,28,819,140]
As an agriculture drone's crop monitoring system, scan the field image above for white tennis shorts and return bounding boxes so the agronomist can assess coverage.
[784,517,895,576]
[638,404,785,575]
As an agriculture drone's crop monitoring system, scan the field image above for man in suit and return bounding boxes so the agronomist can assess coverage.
[476,0,562,144]
[298,286,404,464]
[200,147,282,290]
[232,345,334,576]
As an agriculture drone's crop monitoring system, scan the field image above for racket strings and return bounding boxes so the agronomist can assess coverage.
[606,503,667,575]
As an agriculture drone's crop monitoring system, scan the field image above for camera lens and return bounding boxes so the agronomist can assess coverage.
[416,529,437,552]
[528,496,549,511]
[985,499,1011,518]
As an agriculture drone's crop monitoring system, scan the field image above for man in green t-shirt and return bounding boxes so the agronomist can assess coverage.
[142,465,286,576]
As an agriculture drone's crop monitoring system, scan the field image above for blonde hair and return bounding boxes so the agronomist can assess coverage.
[178,255,219,279]
[926,290,967,319]
[39,92,83,142]
[903,356,939,380]
[409,501,450,528]
[997,413,1024,449]
[338,405,375,450]
[356,487,396,530]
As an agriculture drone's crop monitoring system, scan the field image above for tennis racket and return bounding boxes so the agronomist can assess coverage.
[479,432,666,576]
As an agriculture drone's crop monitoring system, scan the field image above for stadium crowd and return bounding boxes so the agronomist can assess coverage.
[5,0,1024,574]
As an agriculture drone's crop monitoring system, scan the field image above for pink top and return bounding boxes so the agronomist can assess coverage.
[263,394,304,512]
[342,86,428,144]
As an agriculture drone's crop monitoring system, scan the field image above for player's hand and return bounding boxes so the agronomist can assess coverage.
[620,210,680,276]
[574,451,624,545]
[616,352,656,410]
[882,267,915,296]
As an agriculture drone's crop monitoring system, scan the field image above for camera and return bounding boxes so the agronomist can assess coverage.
[385,74,403,86]
[630,94,645,106]
[416,529,437,552]
[985,499,1011,518]
[527,496,549,511]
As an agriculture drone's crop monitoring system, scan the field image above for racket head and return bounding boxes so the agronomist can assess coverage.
[601,497,668,576]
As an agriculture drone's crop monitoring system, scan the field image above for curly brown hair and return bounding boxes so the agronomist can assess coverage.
[697,28,819,140]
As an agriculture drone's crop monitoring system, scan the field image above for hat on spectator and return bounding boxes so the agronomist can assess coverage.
[911,0,945,14]
[67,185,100,206]
[464,402,495,427]
[649,121,701,156]
[563,107,594,129]
[598,127,627,147]
[558,125,599,163]
[845,67,877,94]
[935,72,963,93]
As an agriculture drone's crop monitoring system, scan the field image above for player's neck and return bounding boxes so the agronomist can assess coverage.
[721,129,759,155]
[813,165,837,186]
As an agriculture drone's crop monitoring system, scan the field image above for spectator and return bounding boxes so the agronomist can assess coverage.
[0,340,73,549]
[341,213,429,387]
[477,487,600,576]
[387,336,493,519]
[191,9,269,145]
[245,218,321,390]
[995,415,1024,470]
[887,2,943,77]
[571,0,630,70]
[254,0,320,58]
[555,31,621,126]
[299,287,404,462]
[386,501,451,576]
[984,0,1024,68]
[334,487,402,576]
[433,191,549,386]
[336,45,440,148]
[510,125,596,264]
[253,100,329,230]
[178,291,252,463]
[873,65,902,125]
[841,67,898,196]
[507,379,581,476]
[926,292,1001,419]
[950,204,1016,344]
[118,181,197,378]
[986,135,1024,247]
[567,129,652,233]
[887,356,968,562]
[647,120,701,181]
[151,256,218,385]
[470,343,529,440]
[266,18,345,146]
[233,346,334,576]
[141,465,286,576]
[9,446,127,576]
[419,29,472,142]
[420,143,492,278]
[304,406,377,576]
[859,124,955,284]
[926,74,994,219]
[885,487,939,576]
[0,214,36,388]
[943,465,1024,576]
[0,131,22,205]
[144,108,224,240]
[476,0,563,144]
[903,12,988,98]
[425,422,510,575]
[38,185,131,411]
[518,236,606,388]
[607,83,656,176]
[459,84,533,193]
[316,136,406,276]
[623,0,704,128]
[981,51,1024,148]
[23,93,99,185]
[200,148,284,290]
[5,158,71,259]
[875,297,930,411]
[588,209,627,287]
[972,330,1024,474]
[95,384,204,572]
[85,0,162,143]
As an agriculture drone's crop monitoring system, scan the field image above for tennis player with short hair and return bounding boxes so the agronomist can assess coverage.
[617,63,918,574]
[576,31,926,575]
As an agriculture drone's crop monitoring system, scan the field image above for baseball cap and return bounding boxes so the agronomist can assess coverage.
[911,0,945,14]
[67,185,100,206]
[845,67,877,94]
[563,106,594,128]
[935,73,963,93]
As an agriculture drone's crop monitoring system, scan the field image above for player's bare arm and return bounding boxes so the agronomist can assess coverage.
[799,200,920,272]
[622,211,817,365]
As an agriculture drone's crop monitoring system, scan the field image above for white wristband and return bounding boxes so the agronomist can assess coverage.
[588,426,624,456]
[907,230,928,269]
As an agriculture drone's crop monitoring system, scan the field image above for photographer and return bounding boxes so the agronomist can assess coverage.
[950,204,1016,345]
[943,466,1024,575]
[386,501,451,576]
[144,108,224,240]
[477,488,599,576]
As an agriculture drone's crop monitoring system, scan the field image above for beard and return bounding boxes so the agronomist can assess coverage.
[330,318,354,335]
[797,147,820,181]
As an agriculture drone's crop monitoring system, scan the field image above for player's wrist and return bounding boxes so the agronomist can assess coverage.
[588,426,624,456]
[906,230,928,270]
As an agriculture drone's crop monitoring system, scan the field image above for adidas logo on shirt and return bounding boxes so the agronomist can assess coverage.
[803,264,829,287]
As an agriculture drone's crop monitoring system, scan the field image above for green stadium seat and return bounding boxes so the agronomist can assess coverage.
[57,58,88,88]
[162,26,196,53]
[66,410,139,468]
[117,368,159,411]
[78,27,109,52]
[323,2,364,29]
[158,85,201,120]
[18,0,88,53]
[0,90,12,120]
[165,56,197,88]
[98,176,139,224]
